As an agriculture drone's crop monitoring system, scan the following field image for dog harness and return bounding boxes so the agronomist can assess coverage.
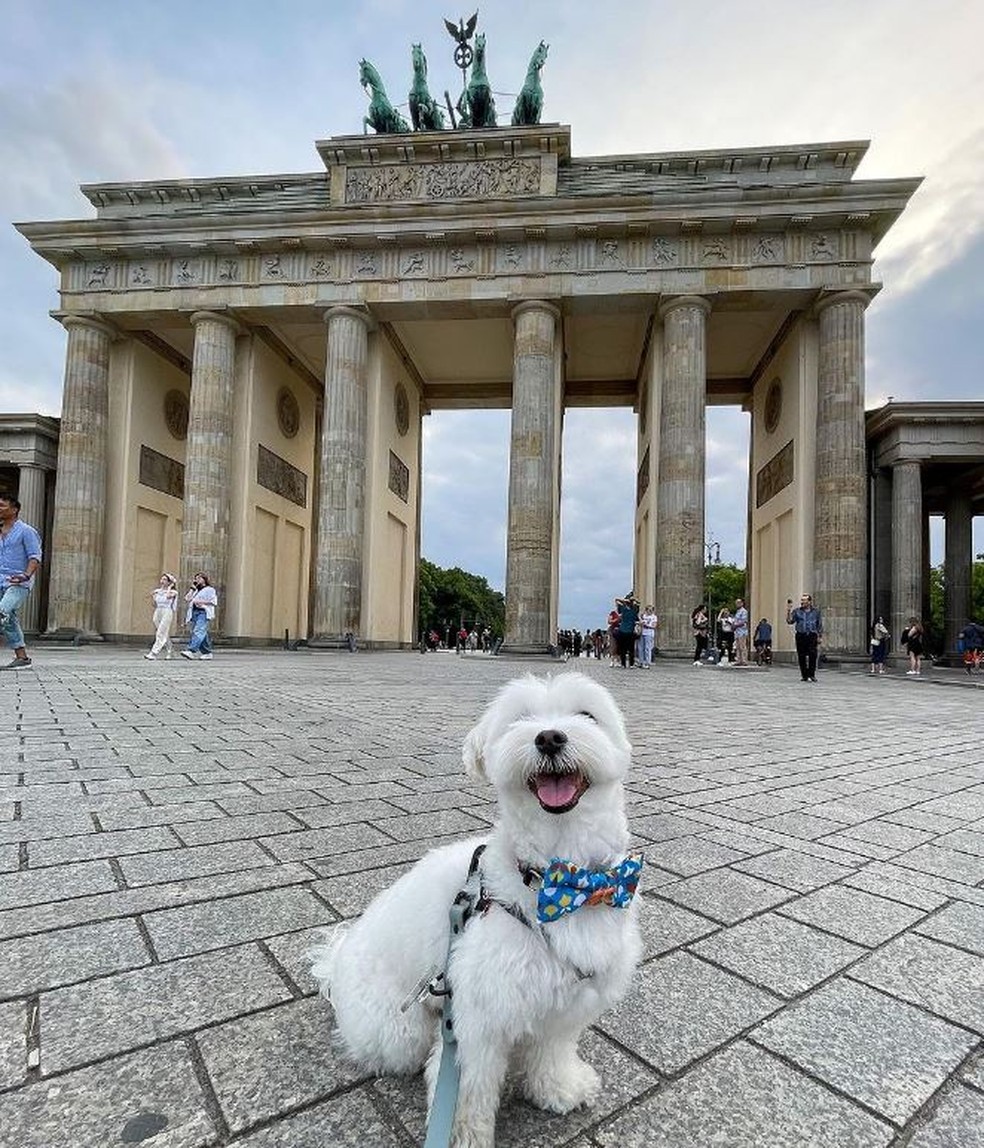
[419,844,644,1147]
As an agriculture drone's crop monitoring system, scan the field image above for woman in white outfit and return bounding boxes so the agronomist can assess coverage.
[145,574,178,659]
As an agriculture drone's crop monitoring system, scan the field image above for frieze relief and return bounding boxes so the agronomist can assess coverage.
[345,157,542,204]
[71,227,847,294]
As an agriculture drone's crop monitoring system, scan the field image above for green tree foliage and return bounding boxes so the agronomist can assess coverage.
[704,563,746,614]
[929,560,984,643]
[418,558,505,640]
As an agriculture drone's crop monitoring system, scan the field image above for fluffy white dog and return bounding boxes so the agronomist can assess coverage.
[310,672,642,1147]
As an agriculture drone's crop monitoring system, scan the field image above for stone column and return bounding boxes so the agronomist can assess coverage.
[655,295,711,653]
[311,305,373,642]
[813,291,870,653]
[179,311,242,614]
[944,488,973,656]
[503,301,562,653]
[891,460,922,654]
[17,464,47,635]
[46,315,116,637]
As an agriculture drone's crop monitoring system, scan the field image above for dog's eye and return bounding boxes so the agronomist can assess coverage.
[579,711,597,722]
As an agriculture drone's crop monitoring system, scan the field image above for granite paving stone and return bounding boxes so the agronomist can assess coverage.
[310,864,415,918]
[172,810,303,846]
[95,801,226,830]
[263,925,335,993]
[230,1089,403,1148]
[118,839,276,886]
[963,1052,984,1091]
[0,1042,216,1148]
[597,950,780,1073]
[742,810,849,840]
[850,933,984,1033]
[636,834,750,876]
[690,911,866,997]
[143,886,337,960]
[196,996,364,1131]
[0,859,119,911]
[370,808,492,842]
[657,866,796,924]
[0,843,18,872]
[0,1000,25,1088]
[626,811,712,842]
[841,868,951,912]
[286,798,402,830]
[28,825,180,867]
[752,978,978,1123]
[934,827,984,858]
[0,917,150,998]
[836,820,937,850]
[733,847,859,892]
[891,843,984,885]
[637,896,719,959]
[260,822,394,862]
[41,942,293,1072]
[915,901,984,956]
[905,1085,984,1147]
[778,883,927,946]
[593,1041,893,1148]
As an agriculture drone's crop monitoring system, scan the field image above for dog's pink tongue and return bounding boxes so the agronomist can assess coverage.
[535,773,579,809]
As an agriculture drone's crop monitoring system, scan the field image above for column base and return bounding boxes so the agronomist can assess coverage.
[496,643,560,659]
[308,634,359,652]
[40,628,105,644]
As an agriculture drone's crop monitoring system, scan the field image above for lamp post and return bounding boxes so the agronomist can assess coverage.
[705,538,720,660]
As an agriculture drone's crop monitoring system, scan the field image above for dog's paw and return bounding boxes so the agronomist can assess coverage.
[524,1057,601,1114]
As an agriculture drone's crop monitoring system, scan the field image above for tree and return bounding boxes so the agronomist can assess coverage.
[417,558,505,641]
[705,563,746,614]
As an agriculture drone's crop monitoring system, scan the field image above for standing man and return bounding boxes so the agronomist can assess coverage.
[733,598,750,666]
[786,594,823,682]
[0,494,43,670]
[614,592,640,668]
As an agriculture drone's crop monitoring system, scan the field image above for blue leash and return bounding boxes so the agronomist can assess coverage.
[422,848,486,1148]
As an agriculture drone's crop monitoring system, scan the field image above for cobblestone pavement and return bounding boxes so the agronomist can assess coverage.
[1,648,984,1148]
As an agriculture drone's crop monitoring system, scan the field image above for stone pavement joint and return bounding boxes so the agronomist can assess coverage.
[0,647,983,1146]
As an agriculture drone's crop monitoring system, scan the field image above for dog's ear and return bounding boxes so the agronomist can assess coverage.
[462,719,488,781]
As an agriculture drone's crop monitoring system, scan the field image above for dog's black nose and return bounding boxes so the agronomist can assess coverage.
[535,729,568,756]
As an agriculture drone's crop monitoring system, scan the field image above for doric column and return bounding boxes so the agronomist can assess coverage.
[179,311,242,613]
[46,315,116,637]
[17,464,47,635]
[944,488,973,656]
[655,295,711,653]
[891,460,922,653]
[503,301,562,653]
[312,305,373,641]
[813,290,870,653]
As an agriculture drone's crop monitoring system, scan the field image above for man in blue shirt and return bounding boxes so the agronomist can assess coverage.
[0,495,43,670]
[786,593,823,682]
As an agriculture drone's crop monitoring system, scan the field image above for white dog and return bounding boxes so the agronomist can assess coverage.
[310,672,643,1147]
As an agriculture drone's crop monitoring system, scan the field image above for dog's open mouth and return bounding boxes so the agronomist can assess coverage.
[528,768,590,814]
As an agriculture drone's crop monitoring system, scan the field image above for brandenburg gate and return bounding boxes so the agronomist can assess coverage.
[17,122,918,653]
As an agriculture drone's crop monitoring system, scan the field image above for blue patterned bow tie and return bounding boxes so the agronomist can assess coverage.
[536,854,643,923]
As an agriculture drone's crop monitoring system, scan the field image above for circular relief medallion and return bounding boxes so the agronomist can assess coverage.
[764,377,783,434]
[277,387,300,438]
[394,382,410,437]
[163,390,189,440]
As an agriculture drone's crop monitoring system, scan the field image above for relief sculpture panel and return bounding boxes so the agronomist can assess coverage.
[345,158,541,204]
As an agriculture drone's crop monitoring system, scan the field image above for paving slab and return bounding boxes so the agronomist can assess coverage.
[597,950,780,1073]
[0,1042,216,1148]
[40,942,293,1072]
[752,978,978,1123]
[3,649,984,1148]
[906,1084,984,1147]
[690,911,866,997]
[593,1040,893,1148]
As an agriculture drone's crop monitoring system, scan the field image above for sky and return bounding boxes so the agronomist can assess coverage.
[2,0,982,628]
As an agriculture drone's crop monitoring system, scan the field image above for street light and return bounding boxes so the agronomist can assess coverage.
[705,537,721,661]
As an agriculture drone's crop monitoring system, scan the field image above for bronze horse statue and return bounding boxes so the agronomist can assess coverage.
[457,33,496,129]
[512,41,548,126]
[359,58,410,134]
[408,43,445,130]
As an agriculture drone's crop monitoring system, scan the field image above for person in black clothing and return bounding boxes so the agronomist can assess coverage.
[786,594,823,682]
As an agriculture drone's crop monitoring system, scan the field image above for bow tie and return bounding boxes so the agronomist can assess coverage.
[536,855,643,923]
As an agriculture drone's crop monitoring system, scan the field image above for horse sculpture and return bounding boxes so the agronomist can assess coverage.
[408,43,445,131]
[359,58,410,135]
[512,40,549,126]
[456,33,496,129]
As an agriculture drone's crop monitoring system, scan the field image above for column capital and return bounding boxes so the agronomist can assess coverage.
[657,294,712,321]
[813,288,876,318]
[323,304,376,332]
[55,312,119,340]
[190,310,245,337]
[511,299,561,325]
